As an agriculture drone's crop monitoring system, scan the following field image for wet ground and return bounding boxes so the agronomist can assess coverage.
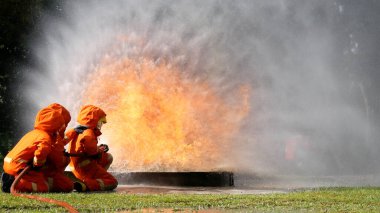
[116,185,288,194]
[234,174,380,189]
[115,173,380,194]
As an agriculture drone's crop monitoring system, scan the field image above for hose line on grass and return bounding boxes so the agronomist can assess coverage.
[11,165,78,213]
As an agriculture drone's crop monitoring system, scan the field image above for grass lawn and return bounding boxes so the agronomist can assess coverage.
[0,187,379,212]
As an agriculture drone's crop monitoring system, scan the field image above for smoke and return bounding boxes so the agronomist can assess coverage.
[21,0,380,179]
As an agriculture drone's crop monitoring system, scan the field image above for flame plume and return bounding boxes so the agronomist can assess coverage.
[82,51,250,171]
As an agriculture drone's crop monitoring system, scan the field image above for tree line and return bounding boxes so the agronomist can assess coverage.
[0,0,62,170]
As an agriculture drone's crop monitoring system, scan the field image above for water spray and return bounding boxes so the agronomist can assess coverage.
[21,0,380,186]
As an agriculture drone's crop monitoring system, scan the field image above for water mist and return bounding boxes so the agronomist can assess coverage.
[19,0,380,186]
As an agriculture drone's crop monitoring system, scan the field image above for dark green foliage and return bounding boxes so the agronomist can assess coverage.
[0,0,60,159]
[0,132,13,172]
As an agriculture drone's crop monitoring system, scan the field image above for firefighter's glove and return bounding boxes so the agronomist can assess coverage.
[98,144,109,153]
[74,125,88,134]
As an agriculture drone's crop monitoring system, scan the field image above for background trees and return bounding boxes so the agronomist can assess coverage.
[0,0,61,170]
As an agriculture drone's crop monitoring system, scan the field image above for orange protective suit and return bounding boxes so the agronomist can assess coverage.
[3,107,65,192]
[68,105,117,191]
[41,103,74,192]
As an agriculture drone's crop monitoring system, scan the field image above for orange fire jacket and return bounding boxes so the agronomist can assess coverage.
[3,107,65,176]
[69,105,106,168]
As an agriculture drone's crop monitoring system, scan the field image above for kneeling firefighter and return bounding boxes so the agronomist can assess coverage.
[1,107,65,193]
[41,103,76,192]
[68,105,118,192]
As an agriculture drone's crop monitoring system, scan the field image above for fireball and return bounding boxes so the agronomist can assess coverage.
[81,46,250,172]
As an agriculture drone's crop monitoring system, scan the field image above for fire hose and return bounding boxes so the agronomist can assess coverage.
[10,165,78,213]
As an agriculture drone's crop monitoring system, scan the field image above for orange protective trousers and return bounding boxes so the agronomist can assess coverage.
[13,170,49,193]
[71,152,117,191]
[42,146,73,192]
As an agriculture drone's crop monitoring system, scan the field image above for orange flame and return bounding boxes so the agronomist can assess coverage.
[82,53,250,171]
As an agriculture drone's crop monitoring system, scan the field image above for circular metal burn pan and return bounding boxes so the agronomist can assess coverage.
[112,172,234,187]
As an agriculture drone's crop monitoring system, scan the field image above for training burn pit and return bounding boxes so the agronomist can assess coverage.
[75,39,250,185]
[113,172,234,187]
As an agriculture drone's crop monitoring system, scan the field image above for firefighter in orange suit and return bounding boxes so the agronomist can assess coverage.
[41,103,76,192]
[68,105,117,191]
[2,107,65,192]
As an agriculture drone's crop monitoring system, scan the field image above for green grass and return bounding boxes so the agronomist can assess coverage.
[0,187,379,212]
